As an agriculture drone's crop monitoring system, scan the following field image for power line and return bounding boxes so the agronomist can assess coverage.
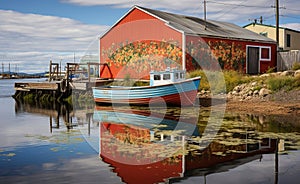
[213,0,251,19]
[285,8,300,12]
[280,15,300,20]
[207,1,272,8]
[281,0,300,12]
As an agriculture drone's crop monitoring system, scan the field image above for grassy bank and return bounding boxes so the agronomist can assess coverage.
[188,69,300,94]
[188,70,251,93]
[267,75,300,92]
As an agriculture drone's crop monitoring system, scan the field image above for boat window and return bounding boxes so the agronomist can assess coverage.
[180,72,184,79]
[175,73,179,79]
[154,74,161,80]
[163,74,170,80]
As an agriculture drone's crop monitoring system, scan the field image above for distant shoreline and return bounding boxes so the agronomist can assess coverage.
[0,76,46,79]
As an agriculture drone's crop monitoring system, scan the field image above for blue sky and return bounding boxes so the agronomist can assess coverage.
[0,0,128,25]
[1,0,300,73]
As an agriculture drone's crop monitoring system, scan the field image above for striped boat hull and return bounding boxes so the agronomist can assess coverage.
[93,77,200,106]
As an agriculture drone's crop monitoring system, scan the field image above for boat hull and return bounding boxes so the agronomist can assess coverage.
[93,77,200,106]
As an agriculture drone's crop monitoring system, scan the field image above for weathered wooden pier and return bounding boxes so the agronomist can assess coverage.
[13,61,114,101]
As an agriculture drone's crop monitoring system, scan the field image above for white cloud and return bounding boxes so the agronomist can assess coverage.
[62,0,300,28]
[0,10,109,73]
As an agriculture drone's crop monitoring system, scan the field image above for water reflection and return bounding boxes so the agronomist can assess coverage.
[14,99,90,133]
[93,106,289,184]
[11,99,300,184]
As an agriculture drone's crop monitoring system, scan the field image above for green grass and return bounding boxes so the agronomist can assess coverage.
[267,75,300,91]
[188,69,253,93]
[292,62,300,70]
[223,70,252,92]
[189,69,300,94]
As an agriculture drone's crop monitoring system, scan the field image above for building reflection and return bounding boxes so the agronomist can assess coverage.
[13,99,284,183]
[94,106,280,184]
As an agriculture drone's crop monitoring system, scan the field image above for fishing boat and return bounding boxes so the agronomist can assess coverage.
[92,68,201,106]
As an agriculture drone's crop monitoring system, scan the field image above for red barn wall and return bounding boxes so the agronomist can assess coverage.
[100,8,182,79]
[185,35,277,73]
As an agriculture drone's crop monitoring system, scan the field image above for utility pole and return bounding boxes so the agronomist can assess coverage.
[259,16,263,24]
[8,63,11,78]
[204,0,207,30]
[276,0,279,48]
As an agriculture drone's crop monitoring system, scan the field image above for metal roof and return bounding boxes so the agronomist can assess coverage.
[136,6,276,43]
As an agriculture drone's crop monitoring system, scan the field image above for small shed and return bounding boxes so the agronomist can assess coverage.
[100,6,277,79]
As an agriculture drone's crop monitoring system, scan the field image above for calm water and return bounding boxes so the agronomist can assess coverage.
[1,79,300,184]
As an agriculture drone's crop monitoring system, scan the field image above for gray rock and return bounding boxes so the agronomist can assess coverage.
[273,72,282,76]
[233,85,241,93]
[259,88,271,97]
[232,91,239,96]
[260,73,270,78]
[251,82,257,87]
[280,70,295,76]
[227,93,233,99]
[294,69,300,78]
[247,90,253,96]
[245,96,252,101]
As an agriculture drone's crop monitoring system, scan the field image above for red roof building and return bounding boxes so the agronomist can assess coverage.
[100,6,277,79]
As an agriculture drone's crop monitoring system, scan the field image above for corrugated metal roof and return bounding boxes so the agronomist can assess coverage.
[137,6,276,43]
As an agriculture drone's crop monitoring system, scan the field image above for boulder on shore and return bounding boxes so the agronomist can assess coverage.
[259,88,271,97]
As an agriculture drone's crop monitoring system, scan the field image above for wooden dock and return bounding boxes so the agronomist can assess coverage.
[14,78,114,92]
[13,61,114,100]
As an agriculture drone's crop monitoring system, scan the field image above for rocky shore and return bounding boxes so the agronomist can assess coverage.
[227,70,300,101]
[198,69,300,117]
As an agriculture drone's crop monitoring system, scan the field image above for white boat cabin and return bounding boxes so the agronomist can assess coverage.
[150,68,186,86]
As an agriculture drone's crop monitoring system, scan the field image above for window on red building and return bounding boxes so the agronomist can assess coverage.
[260,47,271,61]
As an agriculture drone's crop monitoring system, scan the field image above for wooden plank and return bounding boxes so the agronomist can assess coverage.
[72,82,87,90]
[14,87,30,92]
[28,82,58,90]
[14,82,59,91]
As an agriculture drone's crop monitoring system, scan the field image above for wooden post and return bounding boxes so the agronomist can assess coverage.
[49,60,52,82]
[274,138,279,184]
[88,62,91,82]
[60,60,62,80]
[50,116,53,133]
[56,64,59,80]
[66,63,70,90]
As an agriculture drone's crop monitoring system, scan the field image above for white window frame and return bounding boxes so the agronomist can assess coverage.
[259,46,271,61]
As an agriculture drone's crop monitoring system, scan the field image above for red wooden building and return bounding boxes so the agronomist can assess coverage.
[100,6,277,79]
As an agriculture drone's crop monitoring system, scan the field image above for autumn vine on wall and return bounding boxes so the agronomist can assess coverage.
[186,39,247,72]
[101,38,247,79]
[102,40,182,77]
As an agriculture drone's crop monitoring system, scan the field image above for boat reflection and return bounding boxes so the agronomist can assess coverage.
[94,106,279,184]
